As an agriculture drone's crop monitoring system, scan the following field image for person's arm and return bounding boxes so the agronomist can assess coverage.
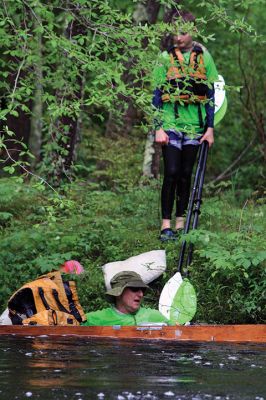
[200,50,218,147]
[200,85,215,147]
[152,53,169,145]
[152,90,169,144]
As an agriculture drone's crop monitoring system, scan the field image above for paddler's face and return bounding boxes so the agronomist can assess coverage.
[116,287,145,314]
[173,32,193,51]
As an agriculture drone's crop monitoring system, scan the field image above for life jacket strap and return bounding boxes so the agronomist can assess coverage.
[8,309,23,325]
[63,281,82,323]
[52,288,71,314]
[22,310,80,326]
[68,281,87,322]
[38,287,51,310]
[162,93,207,103]
[197,104,204,129]
[166,47,207,81]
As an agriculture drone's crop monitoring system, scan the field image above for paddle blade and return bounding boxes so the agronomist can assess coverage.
[214,75,227,126]
[159,272,183,319]
[170,278,197,325]
[214,96,227,126]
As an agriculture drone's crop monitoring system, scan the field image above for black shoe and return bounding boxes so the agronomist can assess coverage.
[159,228,176,242]
[173,228,183,237]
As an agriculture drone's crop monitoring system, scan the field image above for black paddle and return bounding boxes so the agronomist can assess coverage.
[177,140,209,273]
[159,141,209,324]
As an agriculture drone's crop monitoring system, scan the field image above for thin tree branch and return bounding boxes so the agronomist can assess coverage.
[211,137,255,183]
[4,144,59,195]
[10,55,26,105]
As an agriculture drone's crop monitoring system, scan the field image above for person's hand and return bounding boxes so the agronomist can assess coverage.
[200,127,214,147]
[155,128,169,145]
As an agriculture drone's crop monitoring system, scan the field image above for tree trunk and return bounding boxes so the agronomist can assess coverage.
[105,0,161,138]
[28,17,43,169]
[46,16,85,185]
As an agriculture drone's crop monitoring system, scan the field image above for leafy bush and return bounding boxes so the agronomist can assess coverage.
[76,129,145,190]
[186,198,266,323]
[0,173,265,324]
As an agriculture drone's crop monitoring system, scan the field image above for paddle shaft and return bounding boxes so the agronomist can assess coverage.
[177,141,209,274]
[186,141,209,266]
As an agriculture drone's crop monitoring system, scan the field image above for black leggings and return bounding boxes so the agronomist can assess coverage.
[161,144,199,219]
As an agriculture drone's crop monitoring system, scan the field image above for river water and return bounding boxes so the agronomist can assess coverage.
[0,336,265,400]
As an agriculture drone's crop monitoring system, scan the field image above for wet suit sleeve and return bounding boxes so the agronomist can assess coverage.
[204,51,219,129]
[152,88,163,130]
[205,85,215,128]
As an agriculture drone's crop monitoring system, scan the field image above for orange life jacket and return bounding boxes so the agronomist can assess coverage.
[8,271,86,326]
[162,45,208,104]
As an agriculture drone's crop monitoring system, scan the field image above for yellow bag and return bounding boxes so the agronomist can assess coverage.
[23,310,80,326]
[8,271,86,326]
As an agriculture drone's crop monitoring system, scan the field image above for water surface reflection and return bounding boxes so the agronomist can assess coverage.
[0,336,265,399]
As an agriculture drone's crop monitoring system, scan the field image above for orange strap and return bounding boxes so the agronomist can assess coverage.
[166,48,207,81]
[162,93,207,103]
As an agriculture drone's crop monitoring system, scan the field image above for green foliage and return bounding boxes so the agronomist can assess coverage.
[0,142,265,323]
[192,0,266,191]
[185,198,266,323]
[0,0,165,179]
[76,129,145,190]
[2,0,264,188]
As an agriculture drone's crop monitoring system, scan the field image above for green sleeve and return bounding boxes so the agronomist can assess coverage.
[81,308,126,326]
[81,308,112,326]
[203,50,219,83]
[82,308,139,326]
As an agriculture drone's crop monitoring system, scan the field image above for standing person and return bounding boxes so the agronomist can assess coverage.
[152,11,218,241]
[82,271,170,326]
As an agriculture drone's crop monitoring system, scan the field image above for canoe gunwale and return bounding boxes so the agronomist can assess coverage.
[0,324,265,343]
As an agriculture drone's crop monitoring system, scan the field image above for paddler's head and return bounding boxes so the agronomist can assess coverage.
[171,11,196,52]
[106,271,149,314]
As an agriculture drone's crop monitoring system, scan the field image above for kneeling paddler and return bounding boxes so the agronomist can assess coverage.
[82,271,171,326]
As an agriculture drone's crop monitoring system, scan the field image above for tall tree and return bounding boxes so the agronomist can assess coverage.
[105,0,161,138]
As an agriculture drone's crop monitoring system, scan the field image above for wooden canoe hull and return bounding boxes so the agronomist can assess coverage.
[0,324,265,343]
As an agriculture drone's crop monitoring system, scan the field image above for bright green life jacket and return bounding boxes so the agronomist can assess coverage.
[82,306,170,326]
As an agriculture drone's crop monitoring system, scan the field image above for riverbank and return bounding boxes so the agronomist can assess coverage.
[0,172,265,324]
